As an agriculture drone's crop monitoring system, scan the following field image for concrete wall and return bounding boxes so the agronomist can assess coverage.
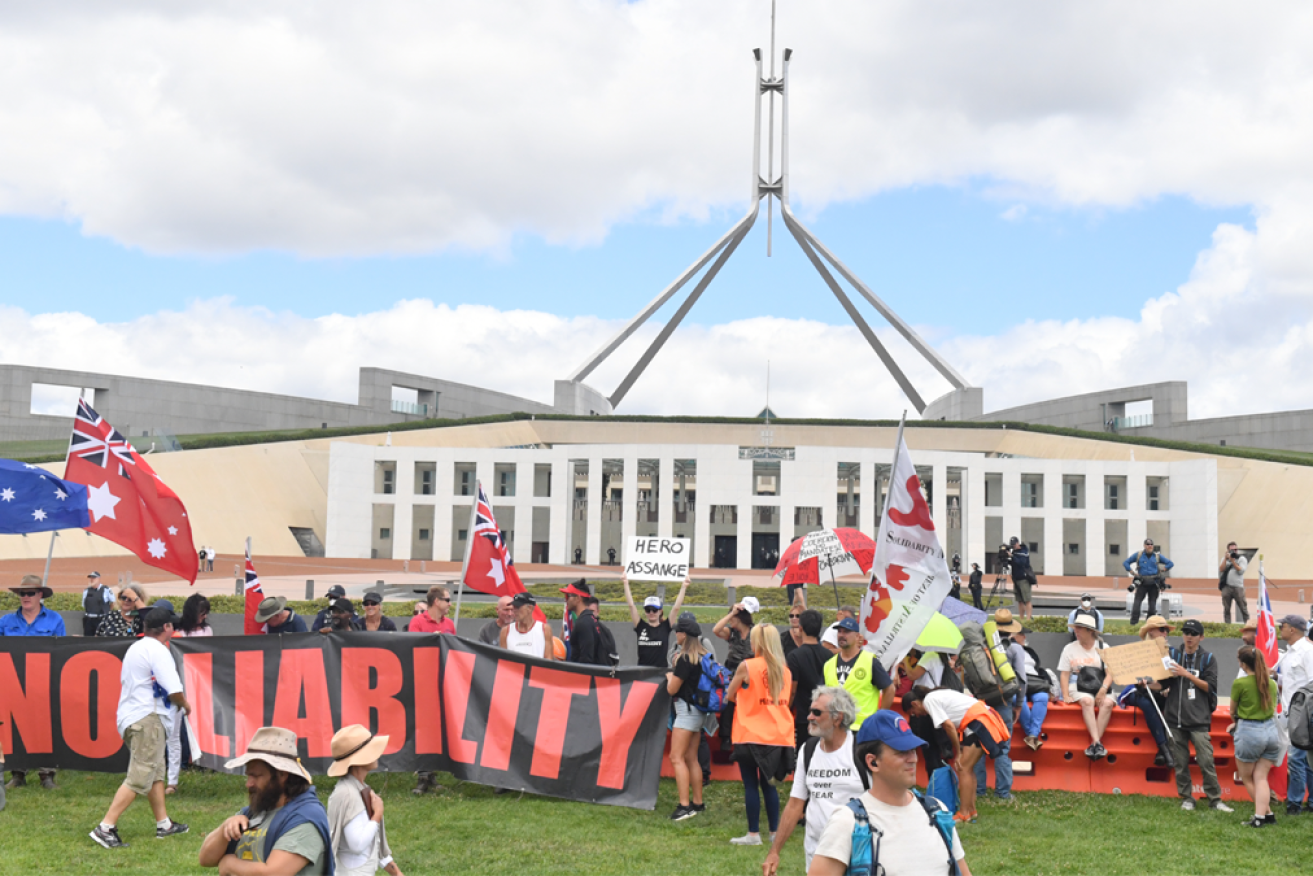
[0,364,558,442]
[982,382,1189,432]
[923,387,984,421]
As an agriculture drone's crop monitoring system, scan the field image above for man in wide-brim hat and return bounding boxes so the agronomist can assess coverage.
[2,574,65,792]
[254,596,308,635]
[326,725,402,876]
[198,727,330,874]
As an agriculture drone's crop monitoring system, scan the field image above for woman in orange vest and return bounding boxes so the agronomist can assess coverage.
[726,623,794,846]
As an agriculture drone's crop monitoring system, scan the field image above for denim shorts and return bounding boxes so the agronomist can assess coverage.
[672,697,717,734]
[1234,717,1280,764]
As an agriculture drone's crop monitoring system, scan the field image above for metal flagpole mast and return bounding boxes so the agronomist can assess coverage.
[452,481,480,625]
[41,532,58,587]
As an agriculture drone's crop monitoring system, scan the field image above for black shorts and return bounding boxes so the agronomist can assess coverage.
[961,719,1005,759]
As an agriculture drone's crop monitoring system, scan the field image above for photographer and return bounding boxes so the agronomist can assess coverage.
[1218,541,1249,624]
[1008,537,1035,620]
[1123,538,1173,626]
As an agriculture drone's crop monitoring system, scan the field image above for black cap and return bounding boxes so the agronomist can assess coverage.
[675,611,701,636]
[326,585,347,599]
[144,600,179,631]
[332,598,354,614]
[511,592,536,608]
[363,591,383,604]
[1180,619,1205,636]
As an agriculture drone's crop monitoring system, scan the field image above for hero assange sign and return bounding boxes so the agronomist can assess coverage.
[623,536,691,582]
[0,634,670,809]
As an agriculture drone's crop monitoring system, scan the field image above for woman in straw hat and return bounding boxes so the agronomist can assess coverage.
[327,725,403,876]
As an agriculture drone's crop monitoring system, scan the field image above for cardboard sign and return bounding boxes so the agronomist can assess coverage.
[1101,637,1171,686]
[624,536,692,582]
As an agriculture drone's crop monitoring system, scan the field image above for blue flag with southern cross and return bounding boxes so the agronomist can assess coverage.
[0,458,91,534]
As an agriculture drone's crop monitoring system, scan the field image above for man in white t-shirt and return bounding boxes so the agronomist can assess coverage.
[902,687,1010,823]
[90,604,192,849]
[809,709,970,876]
[1276,615,1313,814]
[763,687,865,876]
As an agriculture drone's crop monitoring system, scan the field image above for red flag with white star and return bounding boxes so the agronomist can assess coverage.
[63,399,198,584]
[463,483,525,598]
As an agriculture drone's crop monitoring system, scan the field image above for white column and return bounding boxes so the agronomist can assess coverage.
[433,454,455,563]
[737,502,753,570]
[860,461,876,535]
[391,459,414,561]
[964,465,986,571]
[694,489,712,569]
[657,456,675,539]
[511,461,532,565]
[931,463,948,537]
[621,457,639,565]
[1043,464,1064,576]
[586,456,603,565]
[548,459,570,565]
[1001,464,1021,548]
[1085,465,1107,577]
[1126,465,1148,551]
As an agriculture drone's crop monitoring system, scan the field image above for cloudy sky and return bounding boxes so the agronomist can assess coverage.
[3,1,1312,421]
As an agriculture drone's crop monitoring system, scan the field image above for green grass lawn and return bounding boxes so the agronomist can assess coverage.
[1,769,1301,875]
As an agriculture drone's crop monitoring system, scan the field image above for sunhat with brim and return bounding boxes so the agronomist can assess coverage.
[10,584,53,599]
[254,596,288,624]
[1138,615,1174,639]
[327,724,390,777]
[225,726,312,781]
[992,608,1023,634]
[1071,615,1099,632]
[1241,617,1258,632]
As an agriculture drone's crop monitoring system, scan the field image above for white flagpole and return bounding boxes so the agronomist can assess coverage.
[41,531,58,587]
[453,482,480,625]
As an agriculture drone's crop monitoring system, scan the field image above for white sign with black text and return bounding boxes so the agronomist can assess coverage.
[624,536,692,582]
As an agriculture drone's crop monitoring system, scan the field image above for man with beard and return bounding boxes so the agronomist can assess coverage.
[199,726,332,875]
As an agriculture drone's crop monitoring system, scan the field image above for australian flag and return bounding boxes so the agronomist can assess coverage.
[0,458,91,534]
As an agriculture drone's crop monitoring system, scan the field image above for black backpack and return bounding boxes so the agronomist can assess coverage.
[589,614,620,670]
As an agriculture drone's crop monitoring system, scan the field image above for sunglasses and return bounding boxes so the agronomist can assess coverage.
[413,608,425,615]
[363,601,380,607]
[789,613,802,619]
[808,708,825,717]
[645,607,661,613]
[436,596,451,602]
[118,593,137,602]
[17,590,39,597]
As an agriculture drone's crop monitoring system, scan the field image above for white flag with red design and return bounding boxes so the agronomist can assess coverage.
[861,421,953,670]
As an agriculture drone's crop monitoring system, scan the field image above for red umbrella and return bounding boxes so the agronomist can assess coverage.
[773,527,876,591]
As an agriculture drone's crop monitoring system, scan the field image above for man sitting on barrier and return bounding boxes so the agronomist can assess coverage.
[1005,624,1052,751]
[902,687,1010,823]
[1118,616,1175,767]
[1058,615,1114,760]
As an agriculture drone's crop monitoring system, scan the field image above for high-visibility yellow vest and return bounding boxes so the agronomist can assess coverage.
[823,649,882,730]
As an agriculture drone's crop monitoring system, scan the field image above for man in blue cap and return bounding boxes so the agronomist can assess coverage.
[808,710,970,876]
[821,617,895,731]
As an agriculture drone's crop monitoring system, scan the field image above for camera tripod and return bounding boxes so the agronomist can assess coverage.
[985,564,1011,609]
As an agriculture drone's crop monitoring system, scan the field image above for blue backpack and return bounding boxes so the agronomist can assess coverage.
[845,791,959,876]
[690,653,733,714]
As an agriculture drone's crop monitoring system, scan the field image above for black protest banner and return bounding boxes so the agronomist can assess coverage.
[0,633,671,810]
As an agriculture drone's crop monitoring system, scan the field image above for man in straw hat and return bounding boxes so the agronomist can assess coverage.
[255,596,309,635]
[327,725,403,876]
[199,727,331,874]
[1115,616,1176,767]
[3,574,65,791]
[90,603,192,849]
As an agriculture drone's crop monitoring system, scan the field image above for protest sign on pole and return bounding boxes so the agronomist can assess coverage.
[861,415,954,670]
[624,536,692,582]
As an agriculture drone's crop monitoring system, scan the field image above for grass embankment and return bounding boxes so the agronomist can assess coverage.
[0,581,1247,637]
[0,770,1298,875]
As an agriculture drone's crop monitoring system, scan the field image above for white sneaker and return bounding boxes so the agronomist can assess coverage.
[1181,799,1196,811]
[1211,801,1234,813]
[730,833,763,846]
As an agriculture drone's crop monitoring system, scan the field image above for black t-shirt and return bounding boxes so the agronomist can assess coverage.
[786,643,831,726]
[834,652,893,690]
[672,653,704,704]
[634,619,673,668]
[779,626,799,658]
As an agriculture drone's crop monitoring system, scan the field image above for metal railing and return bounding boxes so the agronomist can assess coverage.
[1109,413,1153,431]
[391,399,430,416]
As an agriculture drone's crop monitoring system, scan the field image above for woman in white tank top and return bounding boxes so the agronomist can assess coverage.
[500,593,553,660]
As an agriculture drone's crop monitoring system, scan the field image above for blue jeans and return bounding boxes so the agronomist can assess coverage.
[1131,688,1170,755]
[738,760,780,834]
[1019,692,1049,738]
[1289,747,1311,805]
[974,701,1014,799]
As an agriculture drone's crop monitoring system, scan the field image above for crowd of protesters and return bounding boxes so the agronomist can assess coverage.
[7,558,1313,872]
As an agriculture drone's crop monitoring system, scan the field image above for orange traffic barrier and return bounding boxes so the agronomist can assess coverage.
[661,702,1281,802]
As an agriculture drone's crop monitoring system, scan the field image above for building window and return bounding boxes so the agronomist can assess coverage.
[1068,543,1080,555]
[457,529,468,541]
[1029,542,1039,553]
[420,470,434,496]
[1106,484,1119,510]
[1148,485,1159,511]
[379,528,391,540]
[1065,483,1078,509]
[418,529,430,540]
[1022,482,1039,508]
[1109,544,1120,556]
[382,470,394,495]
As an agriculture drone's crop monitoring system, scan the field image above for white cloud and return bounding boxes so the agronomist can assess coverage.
[2,2,1313,255]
